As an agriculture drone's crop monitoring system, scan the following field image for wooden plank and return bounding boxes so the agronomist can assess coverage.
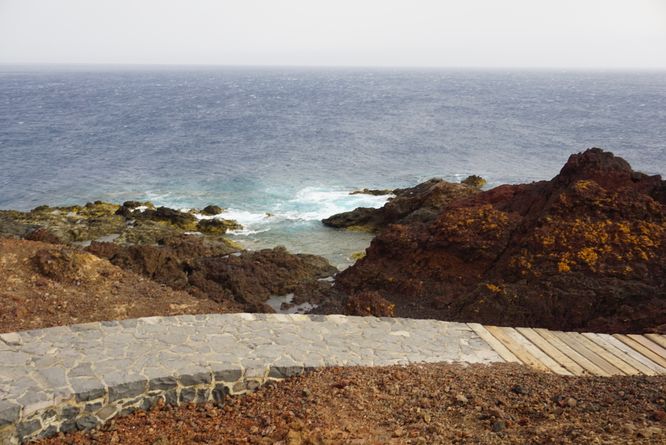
[484,326,551,372]
[556,332,624,376]
[598,334,666,374]
[503,328,572,375]
[614,334,666,369]
[534,329,609,376]
[467,323,521,363]
[516,327,585,376]
[628,334,666,359]
[645,334,666,349]
[559,332,626,376]
[582,333,656,376]
[570,332,638,375]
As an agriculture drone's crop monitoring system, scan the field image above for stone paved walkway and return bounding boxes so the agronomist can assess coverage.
[0,314,501,444]
[2,314,665,444]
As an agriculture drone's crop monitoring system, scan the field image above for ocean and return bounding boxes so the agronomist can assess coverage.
[1,66,665,267]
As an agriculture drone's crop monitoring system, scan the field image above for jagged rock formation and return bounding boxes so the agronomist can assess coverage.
[322,178,481,232]
[0,201,242,245]
[0,200,339,314]
[87,239,338,313]
[335,149,666,333]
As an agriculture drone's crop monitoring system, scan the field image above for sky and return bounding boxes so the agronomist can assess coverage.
[1,0,665,69]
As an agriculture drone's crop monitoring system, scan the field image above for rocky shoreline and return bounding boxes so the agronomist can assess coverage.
[327,148,666,334]
[0,147,664,334]
[0,201,341,332]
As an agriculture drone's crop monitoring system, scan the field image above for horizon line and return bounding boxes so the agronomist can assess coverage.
[1,62,665,72]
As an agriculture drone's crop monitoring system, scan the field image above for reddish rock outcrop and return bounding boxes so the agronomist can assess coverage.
[335,148,666,333]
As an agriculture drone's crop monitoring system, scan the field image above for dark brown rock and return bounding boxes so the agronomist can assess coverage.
[349,188,394,196]
[87,239,338,312]
[344,291,395,317]
[201,205,224,215]
[461,175,487,188]
[24,228,62,244]
[138,207,198,230]
[33,249,104,283]
[197,219,241,235]
[323,178,480,232]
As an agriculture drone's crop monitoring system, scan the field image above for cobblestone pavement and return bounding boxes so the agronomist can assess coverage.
[0,314,502,444]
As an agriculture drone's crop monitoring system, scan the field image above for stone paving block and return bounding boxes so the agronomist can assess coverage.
[17,389,52,416]
[61,406,80,420]
[0,333,23,347]
[211,383,229,404]
[0,400,21,427]
[268,365,305,379]
[148,375,178,391]
[106,375,147,402]
[75,415,99,431]
[68,363,95,378]
[71,377,106,402]
[179,387,196,404]
[0,351,31,367]
[95,405,117,421]
[37,425,58,440]
[213,368,242,383]
[16,419,42,439]
[179,370,213,387]
[119,319,138,328]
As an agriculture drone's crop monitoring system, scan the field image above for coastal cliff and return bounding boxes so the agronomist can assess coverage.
[332,148,666,333]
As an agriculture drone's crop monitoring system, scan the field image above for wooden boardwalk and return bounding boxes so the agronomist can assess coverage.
[470,323,666,376]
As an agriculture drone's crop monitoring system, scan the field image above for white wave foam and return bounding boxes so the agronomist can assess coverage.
[227,227,271,236]
[190,186,390,233]
[220,209,273,225]
[277,186,390,222]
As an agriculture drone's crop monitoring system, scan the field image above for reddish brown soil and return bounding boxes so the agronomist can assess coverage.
[0,238,234,333]
[334,149,666,334]
[38,363,666,445]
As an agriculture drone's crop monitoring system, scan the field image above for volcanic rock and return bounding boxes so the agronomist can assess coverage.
[344,291,395,317]
[461,175,487,188]
[334,148,666,333]
[137,207,198,230]
[33,249,105,284]
[197,218,242,235]
[88,239,338,312]
[349,188,394,196]
[323,178,480,232]
[24,227,62,244]
[0,201,241,246]
[201,205,224,215]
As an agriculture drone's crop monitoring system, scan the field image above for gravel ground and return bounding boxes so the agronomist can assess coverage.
[38,363,666,445]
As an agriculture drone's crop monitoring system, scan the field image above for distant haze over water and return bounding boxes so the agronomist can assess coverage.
[1,67,665,265]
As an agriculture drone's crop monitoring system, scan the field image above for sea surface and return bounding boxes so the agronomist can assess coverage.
[1,66,665,267]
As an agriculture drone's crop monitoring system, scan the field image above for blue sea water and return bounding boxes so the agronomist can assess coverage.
[1,66,665,266]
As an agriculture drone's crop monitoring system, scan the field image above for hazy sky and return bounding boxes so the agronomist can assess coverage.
[1,0,665,68]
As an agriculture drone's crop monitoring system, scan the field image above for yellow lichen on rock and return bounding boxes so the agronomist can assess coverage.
[350,251,366,261]
[557,261,571,273]
[485,283,502,293]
